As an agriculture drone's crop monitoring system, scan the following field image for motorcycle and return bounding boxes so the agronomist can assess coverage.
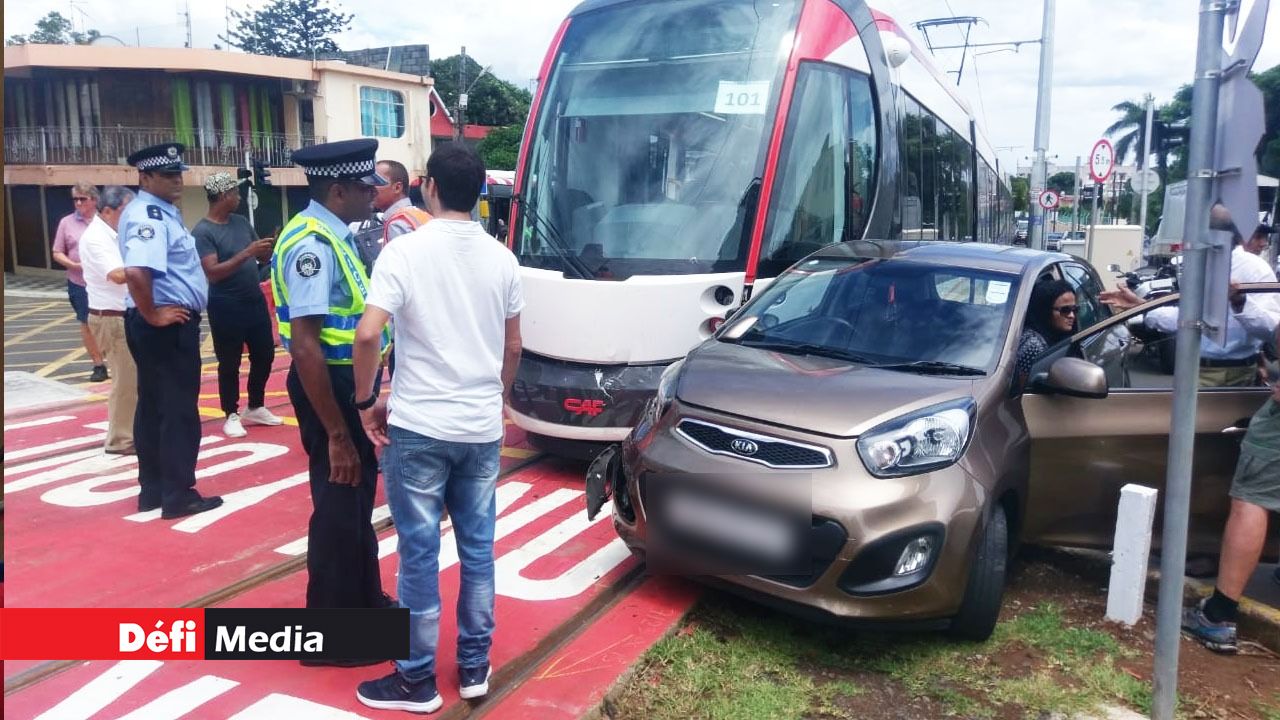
[1109,260,1180,374]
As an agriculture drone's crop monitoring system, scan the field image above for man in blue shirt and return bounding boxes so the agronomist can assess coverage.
[270,139,393,651]
[120,142,223,519]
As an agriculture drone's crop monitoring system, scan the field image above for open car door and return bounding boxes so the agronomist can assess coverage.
[1018,286,1280,558]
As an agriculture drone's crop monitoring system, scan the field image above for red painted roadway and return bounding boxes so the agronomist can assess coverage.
[4,365,700,718]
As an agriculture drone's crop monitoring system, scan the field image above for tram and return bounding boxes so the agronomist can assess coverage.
[506,0,1014,454]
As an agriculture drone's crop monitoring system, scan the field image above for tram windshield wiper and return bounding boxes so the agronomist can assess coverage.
[520,196,593,280]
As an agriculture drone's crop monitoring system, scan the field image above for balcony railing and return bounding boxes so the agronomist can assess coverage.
[3,127,326,168]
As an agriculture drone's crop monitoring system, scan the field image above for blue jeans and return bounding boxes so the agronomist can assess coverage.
[383,425,501,682]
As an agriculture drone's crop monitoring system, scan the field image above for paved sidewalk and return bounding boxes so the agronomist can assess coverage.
[4,273,66,299]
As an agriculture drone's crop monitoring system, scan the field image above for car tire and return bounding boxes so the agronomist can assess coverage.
[947,504,1009,642]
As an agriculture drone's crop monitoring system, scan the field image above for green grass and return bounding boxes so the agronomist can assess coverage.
[609,596,1158,720]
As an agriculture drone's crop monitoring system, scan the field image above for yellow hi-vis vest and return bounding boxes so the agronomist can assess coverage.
[270,215,389,365]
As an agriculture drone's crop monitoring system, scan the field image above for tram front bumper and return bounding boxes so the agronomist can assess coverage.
[506,350,672,442]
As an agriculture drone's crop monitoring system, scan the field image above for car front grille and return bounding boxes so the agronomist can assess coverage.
[675,419,833,469]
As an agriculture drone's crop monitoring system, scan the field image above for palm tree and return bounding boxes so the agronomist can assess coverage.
[1105,95,1153,169]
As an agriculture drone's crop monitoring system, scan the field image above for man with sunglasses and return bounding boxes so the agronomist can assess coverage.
[52,182,108,382]
[270,139,393,632]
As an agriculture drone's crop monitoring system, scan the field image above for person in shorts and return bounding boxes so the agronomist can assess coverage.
[1182,329,1280,653]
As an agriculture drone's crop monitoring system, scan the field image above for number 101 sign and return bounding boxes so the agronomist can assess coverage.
[715,80,769,115]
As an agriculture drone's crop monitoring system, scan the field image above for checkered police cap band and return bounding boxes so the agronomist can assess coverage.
[302,158,377,177]
[137,155,182,170]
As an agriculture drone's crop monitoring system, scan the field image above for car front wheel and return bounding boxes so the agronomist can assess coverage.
[947,504,1009,641]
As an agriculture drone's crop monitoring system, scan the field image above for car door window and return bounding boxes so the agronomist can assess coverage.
[1059,262,1109,329]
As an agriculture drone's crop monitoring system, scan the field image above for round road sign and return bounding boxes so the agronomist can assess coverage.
[248,188,259,211]
[1090,139,1115,183]
[1128,167,1160,193]
[1038,189,1060,210]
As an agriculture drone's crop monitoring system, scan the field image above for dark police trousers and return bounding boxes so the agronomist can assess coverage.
[286,363,385,608]
[124,309,202,511]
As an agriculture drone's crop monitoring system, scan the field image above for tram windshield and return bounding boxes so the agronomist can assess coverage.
[516,0,800,279]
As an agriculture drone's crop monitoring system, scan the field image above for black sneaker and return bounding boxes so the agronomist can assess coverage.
[89,365,109,383]
[356,671,442,713]
[459,663,490,700]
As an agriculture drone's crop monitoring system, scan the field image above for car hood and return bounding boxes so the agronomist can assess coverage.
[675,341,980,438]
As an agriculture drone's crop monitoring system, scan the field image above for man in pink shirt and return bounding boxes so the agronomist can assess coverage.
[52,182,108,382]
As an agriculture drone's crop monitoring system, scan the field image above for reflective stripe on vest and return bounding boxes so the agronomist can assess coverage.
[383,206,433,242]
[270,216,389,365]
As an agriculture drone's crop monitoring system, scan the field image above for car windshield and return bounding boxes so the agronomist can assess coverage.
[721,257,1021,373]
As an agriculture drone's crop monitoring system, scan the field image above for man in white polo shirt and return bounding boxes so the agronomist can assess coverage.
[350,142,523,714]
[79,185,138,455]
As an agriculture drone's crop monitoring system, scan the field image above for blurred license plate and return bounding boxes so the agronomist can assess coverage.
[663,487,795,562]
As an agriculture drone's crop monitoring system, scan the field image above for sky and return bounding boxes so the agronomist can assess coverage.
[6,0,1280,176]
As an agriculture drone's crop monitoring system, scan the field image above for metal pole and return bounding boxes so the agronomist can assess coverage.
[1087,182,1099,263]
[1072,155,1082,237]
[1028,0,1057,251]
[1139,96,1155,236]
[1151,3,1224,718]
[244,150,255,229]
[456,46,466,142]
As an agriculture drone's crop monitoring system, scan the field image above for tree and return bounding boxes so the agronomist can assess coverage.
[1011,176,1030,213]
[478,125,523,170]
[432,54,532,128]
[7,11,100,45]
[1047,171,1076,195]
[220,0,352,59]
[1104,95,1154,169]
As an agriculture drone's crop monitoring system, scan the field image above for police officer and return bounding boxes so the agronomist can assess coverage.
[120,143,223,519]
[271,139,392,628]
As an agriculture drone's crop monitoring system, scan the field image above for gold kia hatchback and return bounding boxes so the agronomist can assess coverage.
[586,241,1279,640]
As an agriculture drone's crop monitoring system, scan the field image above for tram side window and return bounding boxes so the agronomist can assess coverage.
[848,72,877,241]
[935,124,956,240]
[955,133,973,241]
[920,110,938,239]
[759,64,847,277]
[900,97,924,239]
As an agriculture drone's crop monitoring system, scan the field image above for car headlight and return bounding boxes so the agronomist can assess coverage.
[856,398,975,478]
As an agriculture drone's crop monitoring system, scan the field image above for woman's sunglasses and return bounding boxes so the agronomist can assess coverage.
[1054,304,1079,316]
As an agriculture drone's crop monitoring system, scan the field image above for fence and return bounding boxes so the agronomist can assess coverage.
[3,127,325,168]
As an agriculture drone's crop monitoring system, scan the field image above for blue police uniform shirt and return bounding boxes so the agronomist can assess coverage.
[278,200,359,318]
[119,189,209,311]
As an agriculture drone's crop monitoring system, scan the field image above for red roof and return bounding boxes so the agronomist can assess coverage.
[427,87,496,141]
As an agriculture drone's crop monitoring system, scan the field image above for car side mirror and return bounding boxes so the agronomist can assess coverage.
[1034,357,1108,399]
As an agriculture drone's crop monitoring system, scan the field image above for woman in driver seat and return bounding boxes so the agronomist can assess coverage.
[1015,278,1078,392]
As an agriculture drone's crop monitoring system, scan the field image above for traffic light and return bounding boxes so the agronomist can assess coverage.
[252,159,272,187]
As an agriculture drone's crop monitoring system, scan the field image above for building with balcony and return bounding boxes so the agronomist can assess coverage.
[4,43,436,275]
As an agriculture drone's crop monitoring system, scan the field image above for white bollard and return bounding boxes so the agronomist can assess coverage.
[1106,484,1160,626]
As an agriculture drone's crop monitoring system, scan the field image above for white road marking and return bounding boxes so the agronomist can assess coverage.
[32,660,163,720]
[114,675,239,720]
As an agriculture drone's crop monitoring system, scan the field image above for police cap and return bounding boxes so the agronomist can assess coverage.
[127,143,189,173]
[291,138,388,186]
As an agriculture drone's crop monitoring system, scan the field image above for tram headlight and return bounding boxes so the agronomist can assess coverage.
[856,399,975,478]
